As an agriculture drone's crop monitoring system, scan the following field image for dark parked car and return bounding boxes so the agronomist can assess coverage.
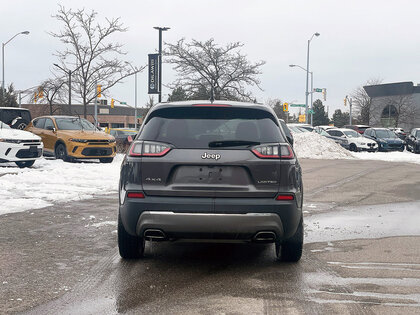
[363,128,404,151]
[278,119,293,146]
[406,128,420,153]
[119,101,304,262]
[344,125,371,134]
[0,107,32,129]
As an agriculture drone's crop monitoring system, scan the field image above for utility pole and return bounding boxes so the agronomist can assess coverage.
[154,27,170,103]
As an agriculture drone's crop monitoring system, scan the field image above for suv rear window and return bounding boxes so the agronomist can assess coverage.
[140,107,284,148]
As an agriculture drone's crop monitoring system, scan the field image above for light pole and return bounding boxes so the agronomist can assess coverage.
[125,62,141,130]
[2,31,30,104]
[153,26,170,103]
[289,64,314,125]
[53,63,84,115]
[305,32,320,124]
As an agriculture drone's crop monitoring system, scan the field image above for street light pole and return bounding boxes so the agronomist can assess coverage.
[125,62,141,129]
[1,31,30,104]
[289,64,313,125]
[54,63,84,115]
[154,27,170,103]
[305,32,320,124]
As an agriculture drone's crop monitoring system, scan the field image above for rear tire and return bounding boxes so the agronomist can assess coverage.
[15,160,35,168]
[276,218,303,262]
[118,213,144,259]
[99,157,114,163]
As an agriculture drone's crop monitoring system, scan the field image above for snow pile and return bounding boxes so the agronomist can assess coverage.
[293,132,354,159]
[0,155,124,215]
[352,151,420,165]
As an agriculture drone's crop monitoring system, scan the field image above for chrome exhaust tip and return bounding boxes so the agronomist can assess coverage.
[144,229,166,240]
[254,231,276,242]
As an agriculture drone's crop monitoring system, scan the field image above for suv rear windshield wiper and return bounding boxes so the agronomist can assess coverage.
[208,140,260,148]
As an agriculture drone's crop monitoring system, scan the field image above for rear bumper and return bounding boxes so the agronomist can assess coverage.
[137,211,283,240]
[119,195,301,241]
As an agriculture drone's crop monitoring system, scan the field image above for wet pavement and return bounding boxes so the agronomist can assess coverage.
[1,159,420,314]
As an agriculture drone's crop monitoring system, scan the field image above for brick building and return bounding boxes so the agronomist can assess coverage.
[22,103,146,129]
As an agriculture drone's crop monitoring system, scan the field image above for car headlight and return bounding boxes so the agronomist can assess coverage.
[0,138,21,143]
[69,138,88,143]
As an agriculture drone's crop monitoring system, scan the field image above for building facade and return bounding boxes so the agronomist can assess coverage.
[22,103,146,129]
[364,82,420,131]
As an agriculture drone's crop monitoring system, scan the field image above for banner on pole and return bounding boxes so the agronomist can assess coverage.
[148,54,159,94]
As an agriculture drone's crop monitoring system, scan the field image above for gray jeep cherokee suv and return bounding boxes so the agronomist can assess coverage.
[118,101,303,262]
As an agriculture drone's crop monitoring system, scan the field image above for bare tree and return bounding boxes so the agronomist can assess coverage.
[32,77,67,115]
[351,78,382,125]
[165,38,265,101]
[50,6,145,117]
[382,94,416,127]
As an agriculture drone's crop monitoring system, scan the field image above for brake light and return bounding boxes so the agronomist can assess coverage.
[128,141,171,157]
[127,192,145,198]
[276,194,294,201]
[192,104,232,107]
[251,143,294,159]
[252,144,279,158]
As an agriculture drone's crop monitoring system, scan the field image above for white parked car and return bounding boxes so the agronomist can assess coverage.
[327,128,378,152]
[0,121,43,168]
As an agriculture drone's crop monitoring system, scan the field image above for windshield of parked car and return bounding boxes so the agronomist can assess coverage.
[0,121,11,129]
[140,107,284,148]
[55,118,96,130]
[376,129,397,139]
[343,130,360,138]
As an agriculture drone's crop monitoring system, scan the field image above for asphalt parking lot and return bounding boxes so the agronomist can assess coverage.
[1,159,420,314]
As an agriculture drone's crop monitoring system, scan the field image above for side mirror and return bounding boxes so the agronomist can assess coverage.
[46,126,56,132]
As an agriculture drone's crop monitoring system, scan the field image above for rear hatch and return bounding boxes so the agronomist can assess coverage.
[134,106,288,198]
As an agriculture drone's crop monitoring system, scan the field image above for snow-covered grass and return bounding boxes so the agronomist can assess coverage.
[293,132,354,159]
[0,155,123,215]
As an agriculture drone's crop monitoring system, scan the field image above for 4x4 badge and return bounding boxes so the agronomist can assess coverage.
[201,152,221,160]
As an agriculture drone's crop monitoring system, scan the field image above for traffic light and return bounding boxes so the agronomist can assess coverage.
[283,102,289,112]
[322,88,327,101]
[344,97,347,106]
[97,84,102,98]
[38,88,43,99]
[111,98,115,108]
[34,91,38,103]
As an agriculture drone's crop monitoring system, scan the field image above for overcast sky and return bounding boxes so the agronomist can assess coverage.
[2,0,419,116]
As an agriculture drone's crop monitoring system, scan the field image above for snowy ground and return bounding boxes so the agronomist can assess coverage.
[0,155,123,215]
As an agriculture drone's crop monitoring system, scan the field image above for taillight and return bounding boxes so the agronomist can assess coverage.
[127,192,145,198]
[128,141,171,157]
[275,194,294,201]
[251,143,294,159]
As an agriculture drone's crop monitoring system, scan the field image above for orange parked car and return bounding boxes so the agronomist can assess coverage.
[26,116,116,163]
